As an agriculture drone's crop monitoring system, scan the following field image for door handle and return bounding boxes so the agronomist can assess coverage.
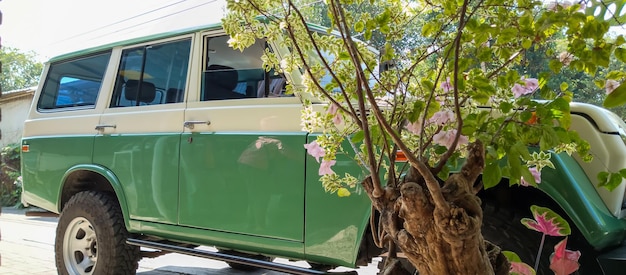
[95,124,116,131]
[184,120,211,129]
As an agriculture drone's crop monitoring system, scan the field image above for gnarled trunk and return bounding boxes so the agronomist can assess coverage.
[364,141,510,275]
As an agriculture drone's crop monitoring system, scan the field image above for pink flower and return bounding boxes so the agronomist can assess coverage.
[332,113,343,125]
[520,166,541,186]
[429,110,455,125]
[433,129,468,149]
[328,103,342,125]
[328,103,339,115]
[441,77,453,92]
[524,78,539,91]
[606,79,620,95]
[405,120,423,135]
[304,141,325,163]
[319,160,336,175]
[511,78,539,98]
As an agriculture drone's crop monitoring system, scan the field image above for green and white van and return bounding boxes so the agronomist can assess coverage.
[21,21,626,275]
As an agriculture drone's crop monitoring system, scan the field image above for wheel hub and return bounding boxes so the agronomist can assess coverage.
[63,217,98,274]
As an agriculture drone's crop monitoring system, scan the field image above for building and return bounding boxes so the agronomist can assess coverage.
[0,87,35,148]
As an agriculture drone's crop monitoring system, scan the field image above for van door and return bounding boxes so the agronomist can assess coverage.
[93,38,192,224]
[178,34,306,242]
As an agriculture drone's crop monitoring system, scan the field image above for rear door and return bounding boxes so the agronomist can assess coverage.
[178,33,306,241]
[93,37,192,224]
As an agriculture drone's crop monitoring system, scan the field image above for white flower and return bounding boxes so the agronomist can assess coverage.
[559,52,574,66]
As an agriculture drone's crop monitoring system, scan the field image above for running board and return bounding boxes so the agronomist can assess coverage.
[127,238,358,275]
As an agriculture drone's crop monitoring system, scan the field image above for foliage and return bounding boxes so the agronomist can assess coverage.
[0,47,43,92]
[223,0,624,274]
[1,143,22,206]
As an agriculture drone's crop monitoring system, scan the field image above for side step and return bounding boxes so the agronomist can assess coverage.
[127,238,358,275]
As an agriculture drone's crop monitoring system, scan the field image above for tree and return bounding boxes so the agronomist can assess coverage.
[0,47,43,92]
[223,0,625,274]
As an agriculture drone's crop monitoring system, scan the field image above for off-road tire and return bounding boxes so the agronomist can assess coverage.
[55,191,139,275]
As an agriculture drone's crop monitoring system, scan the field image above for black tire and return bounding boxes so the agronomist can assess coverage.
[218,249,274,271]
[55,191,140,275]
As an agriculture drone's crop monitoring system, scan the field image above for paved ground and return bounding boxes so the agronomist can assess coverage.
[0,207,380,274]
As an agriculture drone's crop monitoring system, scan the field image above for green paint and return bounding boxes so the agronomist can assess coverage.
[93,134,181,224]
[179,132,307,242]
[539,152,626,249]
[21,136,95,212]
[304,136,372,267]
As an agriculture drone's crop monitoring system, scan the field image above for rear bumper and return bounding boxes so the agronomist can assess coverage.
[598,241,626,275]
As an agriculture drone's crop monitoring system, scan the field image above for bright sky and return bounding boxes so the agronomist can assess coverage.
[1,0,625,62]
[0,0,228,61]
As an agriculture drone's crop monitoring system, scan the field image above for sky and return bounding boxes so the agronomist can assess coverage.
[1,0,625,62]
[0,0,228,61]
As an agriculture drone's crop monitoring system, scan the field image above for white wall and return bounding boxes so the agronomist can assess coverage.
[0,94,33,148]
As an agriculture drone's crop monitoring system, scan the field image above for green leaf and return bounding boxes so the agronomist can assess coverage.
[502,251,522,263]
[615,48,626,63]
[351,130,365,143]
[603,83,626,108]
[355,20,365,33]
[598,172,624,191]
[483,161,502,189]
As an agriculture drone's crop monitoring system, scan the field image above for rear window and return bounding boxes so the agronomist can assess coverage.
[38,52,111,110]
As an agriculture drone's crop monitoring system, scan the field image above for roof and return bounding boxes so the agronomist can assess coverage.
[0,87,36,103]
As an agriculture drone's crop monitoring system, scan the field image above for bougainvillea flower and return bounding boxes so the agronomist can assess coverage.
[319,159,337,175]
[328,103,339,115]
[405,120,423,135]
[304,141,325,163]
[524,78,539,91]
[433,129,468,149]
[521,205,571,236]
[429,110,455,125]
[606,79,620,95]
[441,77,453,92]
[549,237,581,275]
[520,166,541,186]
[512,78,539,98]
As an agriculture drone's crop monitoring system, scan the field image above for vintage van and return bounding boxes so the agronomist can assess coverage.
[20,21,626,275]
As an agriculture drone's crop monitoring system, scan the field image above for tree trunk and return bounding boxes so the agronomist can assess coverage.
[364,141,510,275]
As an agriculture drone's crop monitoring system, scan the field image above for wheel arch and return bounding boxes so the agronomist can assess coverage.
[58,164,131,229]
[480,152,626,250]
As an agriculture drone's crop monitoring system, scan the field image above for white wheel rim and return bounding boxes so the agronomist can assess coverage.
[63,217,98,274]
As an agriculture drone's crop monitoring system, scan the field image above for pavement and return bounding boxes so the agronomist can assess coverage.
[0,206,380,274]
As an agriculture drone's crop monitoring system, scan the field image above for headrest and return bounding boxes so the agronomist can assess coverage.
[125,80,156,103]
[205,65,238,91]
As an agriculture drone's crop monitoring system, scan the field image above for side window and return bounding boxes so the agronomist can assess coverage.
[110,38,191,107]
[38,52,111,110]
[201,35,291,101]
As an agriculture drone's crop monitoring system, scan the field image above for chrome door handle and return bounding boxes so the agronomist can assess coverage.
[184,120,210,129]
[95,124,116,131]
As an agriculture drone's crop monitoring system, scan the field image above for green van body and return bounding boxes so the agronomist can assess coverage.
[20,19,626,274]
